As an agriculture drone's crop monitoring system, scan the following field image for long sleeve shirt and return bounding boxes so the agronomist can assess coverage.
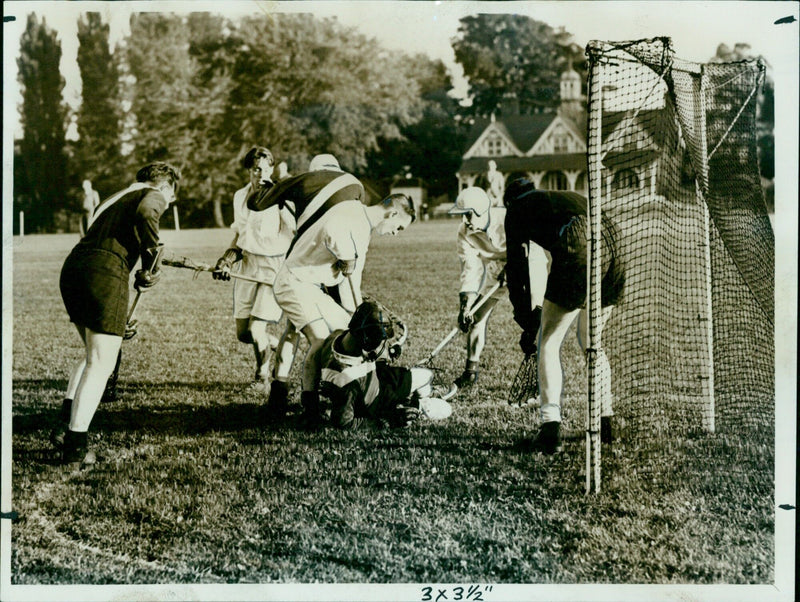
[77,183,168,272]
[504,183,587,330]
[283,200,372,289]
[231,183,294,256]
[457,206,507,294]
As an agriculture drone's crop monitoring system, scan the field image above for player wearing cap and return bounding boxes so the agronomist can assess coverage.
[212,146,295,393]
[504,178,625,454]
[317,300,452,429]
[448,187,548,389]
[247,154,417,424]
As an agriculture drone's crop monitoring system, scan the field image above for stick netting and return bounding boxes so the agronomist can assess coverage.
[586,38,774,483]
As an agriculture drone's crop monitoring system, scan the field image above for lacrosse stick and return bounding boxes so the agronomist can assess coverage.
[507,349,540,407]
[346,274,362,308]
[415,281,502,367]
[162,255,273,286]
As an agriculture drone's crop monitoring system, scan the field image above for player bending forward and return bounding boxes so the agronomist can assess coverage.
[213,146,295,393]
[246,154,416,424]
[448,187,546,389]
[504,179,625,454]
[53,162,180,467]
[318,300,453,429]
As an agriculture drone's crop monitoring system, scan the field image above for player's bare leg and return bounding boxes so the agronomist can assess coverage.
[299,320,332,426]
[50,326,87,448]
[533,299,581,453]
[264,322,300,419]
[247,317,273,392]
[456,298,498,388]
[64,327,123,466]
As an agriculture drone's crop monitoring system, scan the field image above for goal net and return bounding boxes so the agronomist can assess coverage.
[585,38,774,490]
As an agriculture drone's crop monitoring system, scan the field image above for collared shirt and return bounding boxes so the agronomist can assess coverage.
[231,183,294,257]
[457,206,507,294]
[283,200,372,287]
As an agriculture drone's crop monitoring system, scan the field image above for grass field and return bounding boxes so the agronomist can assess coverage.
[7,221,777,591]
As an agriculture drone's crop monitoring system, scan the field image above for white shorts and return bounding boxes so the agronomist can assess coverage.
[233,252,284,322]
[273,266,351,332]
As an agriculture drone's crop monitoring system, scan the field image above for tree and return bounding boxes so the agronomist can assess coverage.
[75,12,124,198]
[452,14,584,118]
[16,13,69,233]
[366,54,465,200]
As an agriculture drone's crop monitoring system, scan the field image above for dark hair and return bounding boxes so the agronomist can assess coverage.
[348,301,395,352]
[136,162,181,193]
[381,193,416,223]
[242,146,274,170]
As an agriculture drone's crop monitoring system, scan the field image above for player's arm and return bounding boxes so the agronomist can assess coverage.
[504,209,535,331]
[135,190,168,271]
[326,381,370,430]
[246,175,296,212]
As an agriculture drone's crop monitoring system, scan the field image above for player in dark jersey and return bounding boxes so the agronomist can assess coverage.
[504,178,625,454]
[53,162,180,467]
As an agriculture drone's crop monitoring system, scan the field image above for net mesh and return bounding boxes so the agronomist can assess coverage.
[585,38,774,481]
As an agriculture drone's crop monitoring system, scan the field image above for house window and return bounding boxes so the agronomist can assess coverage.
[484,132,504,156]
[542,171,569,190]
[552,132,570,153]
[613,168,640,190]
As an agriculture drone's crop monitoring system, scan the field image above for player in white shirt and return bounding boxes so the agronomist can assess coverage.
[448,187,548,389]
[213,146,296,392]
[248,154,416,424]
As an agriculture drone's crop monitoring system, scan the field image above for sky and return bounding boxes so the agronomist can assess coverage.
[4,0,799,111]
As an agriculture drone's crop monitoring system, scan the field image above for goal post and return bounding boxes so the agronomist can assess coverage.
[584,38,774,486]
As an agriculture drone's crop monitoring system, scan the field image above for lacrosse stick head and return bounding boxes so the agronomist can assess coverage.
[508,352,540,408]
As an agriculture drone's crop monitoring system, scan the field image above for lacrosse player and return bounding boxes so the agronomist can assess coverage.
[247,154,416,424]
[504,178,625,454]
[448,187,530,389]
[485,160,505,207]
[317,300,450,429]
[53,162,180,467]
[212,146,295,393]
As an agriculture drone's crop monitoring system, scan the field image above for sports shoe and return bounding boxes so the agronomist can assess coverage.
[453,369,478,389]
[264,380,289,420]
[431,383,458,401]
[601,416,614,445]
[61,430,97,468]
[247,379,268,394]
[298,391,325,429]
[530,421,562,455]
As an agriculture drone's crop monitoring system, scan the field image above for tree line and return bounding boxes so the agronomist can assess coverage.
[14,11,774,233]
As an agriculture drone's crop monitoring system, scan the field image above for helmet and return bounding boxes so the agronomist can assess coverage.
[449,186,490,217]
[309,153,340,172]
[348,300,395,358]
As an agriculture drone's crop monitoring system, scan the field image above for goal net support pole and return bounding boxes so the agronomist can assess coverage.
[586,42,605,495]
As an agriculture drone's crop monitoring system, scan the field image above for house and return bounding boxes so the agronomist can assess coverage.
[456,66,667,201]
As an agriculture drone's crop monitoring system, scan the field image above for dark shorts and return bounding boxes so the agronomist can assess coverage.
[545,215,625,311]
[60,248,130,336]
[375,362,413,407]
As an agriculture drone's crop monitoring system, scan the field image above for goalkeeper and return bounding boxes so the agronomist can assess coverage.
[53,162,180,467]
[212,146,295,394]
[317,300,451,429]
[504,179,625,454]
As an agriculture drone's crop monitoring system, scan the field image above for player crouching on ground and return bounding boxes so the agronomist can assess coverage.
[504,179,625,454]
[448,186,516,389]
[317,300,453,429]
[212,146,295,394]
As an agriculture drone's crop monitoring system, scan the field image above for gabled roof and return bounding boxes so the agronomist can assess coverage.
[463,112,559,157]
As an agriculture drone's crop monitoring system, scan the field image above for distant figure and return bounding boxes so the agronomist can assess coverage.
[277,161,291,181]
[80,179,100,236]
[486,160,505,207]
